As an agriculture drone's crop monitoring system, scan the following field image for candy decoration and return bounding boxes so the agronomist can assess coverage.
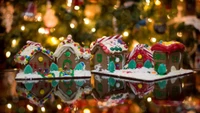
[75,81,84,87]
[38,56,43,62]
[24,64,33,74]
[128,60,136,69]
[74,62,85,70]
[157,80,167,89]
[138,84,143,89]
[25,83,33,91]
[50,63,58,71]
[144,60,153,68]
[52,80,58,87]
[137,54,142,59]
[40,89,45,95]
[157,63,167,75]
[108,77,116,87]
[108,61,115,73]
[66,90,72,96]
[65,52,71,57]
[115,57,120,63]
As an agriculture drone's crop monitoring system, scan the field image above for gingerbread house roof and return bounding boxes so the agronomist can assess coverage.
[14,41,54,65]
[151,41,185,53]
[90,35,128,54]
[54,35,91,60]
[127,44,153,63]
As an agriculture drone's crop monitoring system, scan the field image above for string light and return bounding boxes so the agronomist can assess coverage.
[67,0,72,7]
[70,23,75,28]
[6,51,11,58]
[74,6,80,10]
[148,18,152,22]
[27,104,33,111]
[123,31,129,37]
[21,25,25,31]
[12,39,17,47]
[91,28,96,32]
[147,97,152,102]
[83,108,90,113]
[57,104,62,110]
[50,37,59,45]
[177,32,182,37]
[155,0,161,6]
[35,13,42,21]
[84,18,90,24]
[41,107,45,112]
[7,103,12,109]
[59,37,64,41]
[150,37,156,43]
[167,15,170,19]
[146,0,150,5]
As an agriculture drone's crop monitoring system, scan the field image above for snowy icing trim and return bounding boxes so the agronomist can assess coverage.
[151,41,185,53]
[91,35,128,54]
[14,41,54,65]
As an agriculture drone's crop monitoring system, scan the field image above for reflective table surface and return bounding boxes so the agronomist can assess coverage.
[0,69,199,113]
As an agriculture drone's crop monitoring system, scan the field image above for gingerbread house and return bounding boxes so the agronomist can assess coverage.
[90,35,128,70]
[151,41,185,73]
[14,41,54,74]
[53,35,91,71]
[54,79,91,104]
[17,80,55,106]
[127,44,153,68]
[91,75,127,100]
[128,82,154,98]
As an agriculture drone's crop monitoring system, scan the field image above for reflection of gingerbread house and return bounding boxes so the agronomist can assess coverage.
[128,82,154,98]
[54,79,92,104]
[153,79,182,100]
[91,35,128,70]
[151,41,185,73]
[17,80,54,106]
[14,41,54,74]
[127,44,153,68]
[91,75,127,100]
[53,35,91,71]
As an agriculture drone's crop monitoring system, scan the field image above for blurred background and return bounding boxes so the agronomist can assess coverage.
[0,0,200,70]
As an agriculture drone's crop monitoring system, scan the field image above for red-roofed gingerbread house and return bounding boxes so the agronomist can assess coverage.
[151,41,185,73]
[126,44,153,68]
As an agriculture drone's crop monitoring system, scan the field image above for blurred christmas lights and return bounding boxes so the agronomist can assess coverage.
[6,51,11,58]
[21,25,25,31]
[27,104,33,111]
[7,103,12,109]
[57,104,62,110]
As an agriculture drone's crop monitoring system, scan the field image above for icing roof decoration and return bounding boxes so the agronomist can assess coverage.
[54,35,91,60]
[14,41,54,65]
[126,44,153,63]
[151,40,185,53]
[91,35,128,54]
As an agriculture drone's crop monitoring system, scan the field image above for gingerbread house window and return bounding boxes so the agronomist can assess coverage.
[97,54,102,63]
[172,55,179,63]
[153,52,166,60]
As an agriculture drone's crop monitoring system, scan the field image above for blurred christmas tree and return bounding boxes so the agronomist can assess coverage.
[0,0,199,69]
